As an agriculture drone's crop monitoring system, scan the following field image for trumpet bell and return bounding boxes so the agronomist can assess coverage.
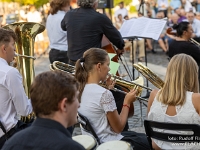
[133,63,164,89]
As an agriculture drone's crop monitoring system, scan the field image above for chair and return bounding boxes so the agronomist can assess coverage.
[77,112,101,145]
[144,119,200,150]
[0,121,6,135]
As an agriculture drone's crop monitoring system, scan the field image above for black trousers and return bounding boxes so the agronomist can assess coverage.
[0,120,32,149]
[111,85,129,131]
[49,49,69,64]
[121,131,150,150]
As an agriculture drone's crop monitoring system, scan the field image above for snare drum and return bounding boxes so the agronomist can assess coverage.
[96,140,132,150]
[72,135,97,150]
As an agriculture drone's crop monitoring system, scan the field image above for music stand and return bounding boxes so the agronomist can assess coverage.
[120,17,167,126]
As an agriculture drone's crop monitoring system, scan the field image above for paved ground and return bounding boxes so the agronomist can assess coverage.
[34,46,169,135]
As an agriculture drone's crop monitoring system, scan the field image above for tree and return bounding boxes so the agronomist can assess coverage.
[114,0,132,6]
[2,0,49,8]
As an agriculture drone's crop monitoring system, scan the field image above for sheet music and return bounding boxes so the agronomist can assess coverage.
[119,17,167,40]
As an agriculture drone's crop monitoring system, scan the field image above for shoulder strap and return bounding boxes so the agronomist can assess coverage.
[0,121,6,134]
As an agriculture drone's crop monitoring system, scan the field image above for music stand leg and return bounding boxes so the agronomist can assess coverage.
[143,39,150,98]
[131,39,135,79]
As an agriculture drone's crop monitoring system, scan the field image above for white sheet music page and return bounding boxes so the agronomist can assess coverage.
[119,18,136,38]
[119,17,167,40]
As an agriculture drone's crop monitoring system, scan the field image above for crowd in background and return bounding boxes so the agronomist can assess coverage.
[1,0,200,59]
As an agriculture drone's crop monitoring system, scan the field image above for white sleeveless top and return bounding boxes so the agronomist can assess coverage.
[148,91,200,149]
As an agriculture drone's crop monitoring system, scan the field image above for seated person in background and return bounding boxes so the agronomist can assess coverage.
[147,54,200,150]
[75,48,150,150]
[156,11,168,53]
[0,28,32,149]
[168,22,200,84]
[2,71,85,150]
[114,14,124,30]
[165,13,179,45]
[124,38,145,62]
[186,11,200,42]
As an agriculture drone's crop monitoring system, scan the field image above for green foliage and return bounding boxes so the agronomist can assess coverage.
[2,0,49,7]
[129,5,137,13]
[114,0,132,6]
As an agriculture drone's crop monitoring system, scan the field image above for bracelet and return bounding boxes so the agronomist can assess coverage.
[123,104,130,109]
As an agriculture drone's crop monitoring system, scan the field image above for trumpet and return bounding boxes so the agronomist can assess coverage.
[50,61,149,102]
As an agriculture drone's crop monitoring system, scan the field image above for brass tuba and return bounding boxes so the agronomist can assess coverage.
[3,22,45,122]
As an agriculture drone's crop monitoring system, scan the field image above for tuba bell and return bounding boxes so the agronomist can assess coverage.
[133,62,165,89]
[3,22,45,122]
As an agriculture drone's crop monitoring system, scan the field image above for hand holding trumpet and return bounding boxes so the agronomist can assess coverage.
[105,74,116,90]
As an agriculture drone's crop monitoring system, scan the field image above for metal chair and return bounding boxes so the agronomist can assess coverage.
[144,119,200,150]
[77,112,101,145]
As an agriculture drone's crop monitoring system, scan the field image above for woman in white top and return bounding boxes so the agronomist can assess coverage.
[75,48,150,150]
[148,54,200,150]
[46,0,70,64]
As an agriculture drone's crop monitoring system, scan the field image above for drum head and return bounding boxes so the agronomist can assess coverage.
[72,135,96,149]
[96,140,131,150]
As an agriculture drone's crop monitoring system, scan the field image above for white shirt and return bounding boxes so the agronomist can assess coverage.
[0,58,32,137]
[46,10,68,51]
[78,84,123,143]
[157,0,169,10]
[114,8,128,19]
[26,11,42,23]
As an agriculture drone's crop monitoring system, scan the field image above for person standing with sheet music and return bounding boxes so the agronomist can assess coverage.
[61,0,125,66]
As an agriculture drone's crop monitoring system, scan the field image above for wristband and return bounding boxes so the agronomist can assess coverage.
[123,104,130,109]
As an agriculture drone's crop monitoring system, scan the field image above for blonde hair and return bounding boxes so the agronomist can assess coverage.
[157,54,199,106]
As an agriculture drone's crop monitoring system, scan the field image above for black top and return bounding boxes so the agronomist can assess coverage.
[169,40,200,83]
[169,40,200,66]
[2,118,85,150]
[61,7,124,61]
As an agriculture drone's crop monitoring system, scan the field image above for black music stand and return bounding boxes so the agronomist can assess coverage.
[120,17,167,126]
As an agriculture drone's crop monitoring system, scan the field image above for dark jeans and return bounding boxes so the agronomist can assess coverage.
[49,49,69,64]
[111,85,129,131]
[0,120,32,149]
[121,131,150,150]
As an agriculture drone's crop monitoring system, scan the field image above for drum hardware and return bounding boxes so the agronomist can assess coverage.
[96,140,133,150]
[72,135,97,150]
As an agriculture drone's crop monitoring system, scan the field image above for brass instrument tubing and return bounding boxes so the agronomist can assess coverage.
[190,38,200,47]
[15,53,36,60]
[111,87,148,102]
[108,73,152,91]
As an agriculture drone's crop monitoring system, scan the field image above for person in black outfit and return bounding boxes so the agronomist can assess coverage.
[2,71,85,150]
[61,0,124,65]
[168,22,200,84]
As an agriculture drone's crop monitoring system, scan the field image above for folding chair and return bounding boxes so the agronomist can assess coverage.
[77,112,101,145]
[144,119,200,150]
